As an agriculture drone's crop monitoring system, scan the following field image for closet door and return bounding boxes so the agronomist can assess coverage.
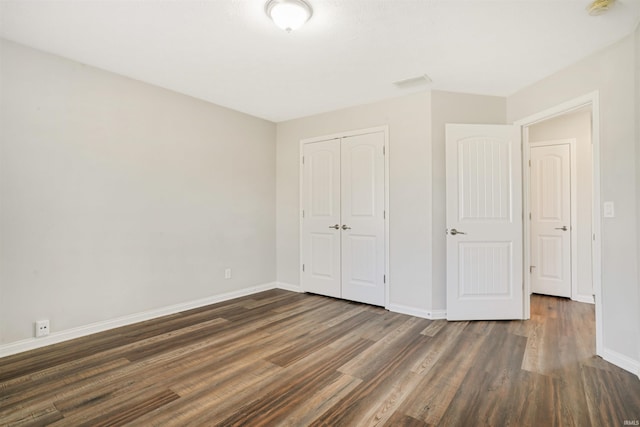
[340,132,386,306]
[301,139,342,298]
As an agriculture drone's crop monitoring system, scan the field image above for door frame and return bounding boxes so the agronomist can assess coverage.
[529,139,578,301]
[515,91,602,357]
[299,125,390,308]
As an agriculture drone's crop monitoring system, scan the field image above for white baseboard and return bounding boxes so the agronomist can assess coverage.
[276,282,303,293]
[601,348,640,377]
[427,309,447,320]
[387,303,446,320]
[0,282,278,359]
[572,294,595,304]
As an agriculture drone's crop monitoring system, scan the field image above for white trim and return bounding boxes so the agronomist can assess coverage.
[0,282,278,358]
[591,95,602,357]
[522,126,532,320]
[384,128,390,311]
[528,139,579,302]
[572,294,595,304]
[298,135,305,292]
[514,92,598,127]
[388,303,446,320]
[300,126,388,144]
[276,282,303,293]
[427,310,447,320]
[601,348,640,376]
[515,91,603,357]
[299,125,390,308]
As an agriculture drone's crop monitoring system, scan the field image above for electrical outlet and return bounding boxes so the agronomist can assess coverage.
[35,319,50,337]
[224,268,232,279]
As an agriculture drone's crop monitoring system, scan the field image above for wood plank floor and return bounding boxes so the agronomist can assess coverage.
[1,290,639,426]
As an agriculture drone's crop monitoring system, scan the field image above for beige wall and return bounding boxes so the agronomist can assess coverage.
[508,35,639,363]
[430,91,506,310]
[0,40,277,345]
[528,109,593,301]
[3,29,638,370]
[276,90,506,315]
[276,92,433,312]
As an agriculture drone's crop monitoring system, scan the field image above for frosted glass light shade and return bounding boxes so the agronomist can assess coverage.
[266,0,313,32]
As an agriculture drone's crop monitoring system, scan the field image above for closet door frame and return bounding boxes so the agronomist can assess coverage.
[299,125,390,308]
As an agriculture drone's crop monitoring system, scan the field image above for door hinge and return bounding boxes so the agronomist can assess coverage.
[302,209,305,218]
[302,264,305,272]
[530,265,536,273]
[383,274,386,284]
[529,212,531,220]
[529,160,531,167]
[302,156,305,165]
[383,146,386,155]
[383,210,386,219]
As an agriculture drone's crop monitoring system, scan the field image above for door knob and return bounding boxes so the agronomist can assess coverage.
[341,224,351,230]
[555,226,568,231]
[448,228,466,235]
[329,224,340,229]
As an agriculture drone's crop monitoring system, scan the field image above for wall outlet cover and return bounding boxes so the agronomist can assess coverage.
[35,319,50,337]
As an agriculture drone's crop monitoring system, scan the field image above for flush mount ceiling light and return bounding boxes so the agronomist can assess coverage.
[265,0,313,32]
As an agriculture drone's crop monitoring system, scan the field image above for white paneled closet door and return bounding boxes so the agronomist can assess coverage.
[301,139,342,298]
[341,133,386,306]
[301,130,386,306]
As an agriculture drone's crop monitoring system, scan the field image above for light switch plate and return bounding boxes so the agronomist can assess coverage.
[603,201,615,218]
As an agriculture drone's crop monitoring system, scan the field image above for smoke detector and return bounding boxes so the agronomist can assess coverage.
[586,0,616,16]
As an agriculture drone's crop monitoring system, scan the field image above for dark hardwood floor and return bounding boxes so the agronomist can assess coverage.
[1,290,639,426]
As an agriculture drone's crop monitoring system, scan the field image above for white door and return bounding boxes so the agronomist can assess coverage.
[340,132,385,306]
[446,124,523,320]
[301,139,341,298]
[301,131,386,306]
[530,144,571,298]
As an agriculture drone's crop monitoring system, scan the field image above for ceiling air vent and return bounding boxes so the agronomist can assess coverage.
[587,0,616,16]
[393,74,432,89]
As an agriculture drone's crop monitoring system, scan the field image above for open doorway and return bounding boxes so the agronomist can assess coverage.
[527,107,593,303]
[517,92,603,357]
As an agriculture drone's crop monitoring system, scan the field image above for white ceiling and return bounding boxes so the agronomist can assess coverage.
[1,0,639,122]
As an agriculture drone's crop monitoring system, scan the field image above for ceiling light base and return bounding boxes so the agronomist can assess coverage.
[265,0,313,32]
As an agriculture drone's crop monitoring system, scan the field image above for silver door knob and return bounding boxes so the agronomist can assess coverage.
[341,224,352,230]
[329,224,340,229]
[448,228,466,235]
[555,226,568,231]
